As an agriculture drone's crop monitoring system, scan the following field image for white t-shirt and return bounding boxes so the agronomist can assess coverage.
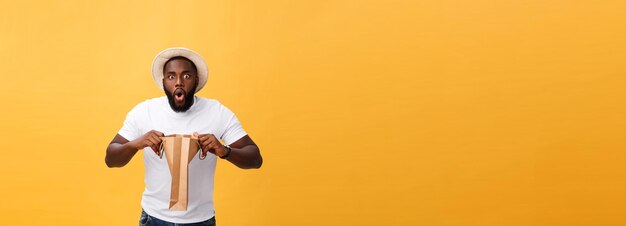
[117,96,247,223]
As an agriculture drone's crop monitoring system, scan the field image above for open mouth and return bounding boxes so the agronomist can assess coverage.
[174,89,185,102]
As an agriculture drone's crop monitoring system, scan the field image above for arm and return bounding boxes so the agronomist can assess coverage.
[223,135,263,169]
[105,130,164,168]
[196,134,263,169]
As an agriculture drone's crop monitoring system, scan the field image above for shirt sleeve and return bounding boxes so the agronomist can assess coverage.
[117,103,144,141]
[220,104,248,145]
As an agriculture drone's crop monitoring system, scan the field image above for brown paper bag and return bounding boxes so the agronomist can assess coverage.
[158,134,203,211]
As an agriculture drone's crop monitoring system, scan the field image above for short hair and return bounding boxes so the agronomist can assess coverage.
[163,56,198,74]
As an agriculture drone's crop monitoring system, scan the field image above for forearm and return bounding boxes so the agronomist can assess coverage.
[105,142,139,168]
[224,145,262,169]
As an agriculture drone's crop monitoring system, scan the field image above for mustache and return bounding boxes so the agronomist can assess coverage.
[174,88,186,95]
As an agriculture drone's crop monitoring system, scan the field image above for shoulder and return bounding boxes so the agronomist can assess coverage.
[127,97,166,115]
[195,97,235,114]
[195,96,225,109]
[144,96,167,106]
[195,96,219,105]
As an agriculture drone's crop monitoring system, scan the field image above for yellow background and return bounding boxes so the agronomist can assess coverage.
[1,0,625,225]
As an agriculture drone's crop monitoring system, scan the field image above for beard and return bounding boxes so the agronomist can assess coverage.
[164,84,197,112]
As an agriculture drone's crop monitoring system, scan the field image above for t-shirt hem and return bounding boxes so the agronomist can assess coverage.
[142,207,215,224]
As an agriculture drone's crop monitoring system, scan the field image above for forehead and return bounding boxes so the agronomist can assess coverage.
[164,58,195,71]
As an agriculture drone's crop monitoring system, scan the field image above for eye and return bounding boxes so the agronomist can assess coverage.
[183,74,190,79]
[168,75,175,80]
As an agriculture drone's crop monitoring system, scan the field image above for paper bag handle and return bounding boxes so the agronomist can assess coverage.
[197,140,206,160]
[158,141,164,159]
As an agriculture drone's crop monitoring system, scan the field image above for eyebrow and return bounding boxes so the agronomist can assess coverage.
[165,70,194,74]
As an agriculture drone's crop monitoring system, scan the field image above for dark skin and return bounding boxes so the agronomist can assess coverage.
[105,59,263,169]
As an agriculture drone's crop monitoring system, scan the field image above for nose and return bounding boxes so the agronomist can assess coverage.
[175,75,183,87]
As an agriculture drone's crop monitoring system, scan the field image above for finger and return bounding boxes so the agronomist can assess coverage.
[203,140,213,151]
[206,140,213,149]
[204,141,217,153]
[150,133,162,143]
[200,139,210,149]
[148,143,160,153]
[207,138,219,149]
[209,147,217,154]
[152,137,162,147]
[144,140,154,148]
[199,133,214,140]
[205,143,217,154]
[204,136,216,145]
[198,139,209,147]
[154,130,164,137]
[202,135,212,143]
[147,136,160,146]
[148,133,161,142]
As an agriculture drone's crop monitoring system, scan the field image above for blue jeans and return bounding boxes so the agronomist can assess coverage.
[139,209,216,226]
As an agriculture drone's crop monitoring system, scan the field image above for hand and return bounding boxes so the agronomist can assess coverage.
[194,132,227,158]
[130,130,164,156]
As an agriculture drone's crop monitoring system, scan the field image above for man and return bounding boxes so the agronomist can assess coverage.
[105,47,263,226]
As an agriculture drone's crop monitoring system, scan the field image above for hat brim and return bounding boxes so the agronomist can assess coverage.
[152,47,208,93]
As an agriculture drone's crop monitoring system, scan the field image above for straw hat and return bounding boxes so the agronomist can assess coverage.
[151,47,208,92]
